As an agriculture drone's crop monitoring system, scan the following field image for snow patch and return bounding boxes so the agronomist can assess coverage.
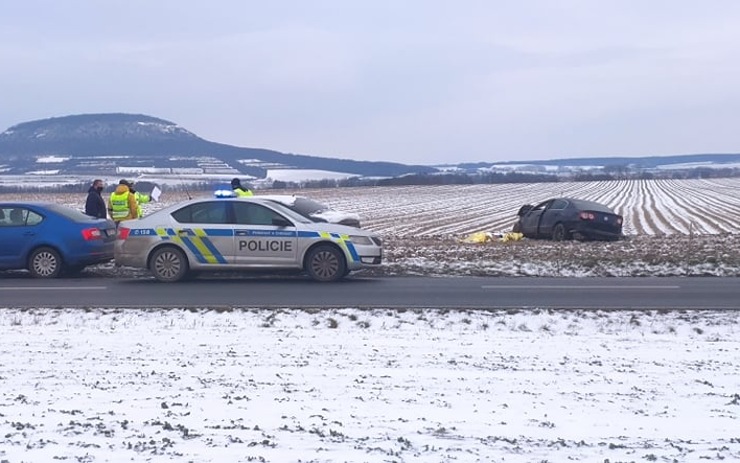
[266,169,359,182]
[26,169,60,175]
[36,155,70,163]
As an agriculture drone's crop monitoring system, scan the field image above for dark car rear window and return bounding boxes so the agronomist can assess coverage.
[570,199,614,213]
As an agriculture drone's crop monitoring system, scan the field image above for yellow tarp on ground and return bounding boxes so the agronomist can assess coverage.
[461,231,524,243]
[501,232,524,242]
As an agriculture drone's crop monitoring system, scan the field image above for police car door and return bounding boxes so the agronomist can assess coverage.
[170,200,235,264]
[231,202,297,265]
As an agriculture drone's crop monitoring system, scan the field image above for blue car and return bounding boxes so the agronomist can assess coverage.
[0,202,117,278]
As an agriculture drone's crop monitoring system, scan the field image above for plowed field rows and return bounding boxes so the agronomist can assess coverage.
[5,178,740,236]
[289,178,740,236]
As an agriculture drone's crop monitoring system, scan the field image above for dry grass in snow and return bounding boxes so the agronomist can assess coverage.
[1,308,739,462]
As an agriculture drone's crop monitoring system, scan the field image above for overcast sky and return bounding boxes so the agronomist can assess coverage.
[3,1,740,165]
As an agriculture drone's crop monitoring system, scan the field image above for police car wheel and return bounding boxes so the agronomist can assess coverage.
[306,245,346,282]
[28,246,62,278]
[150,246,189,283]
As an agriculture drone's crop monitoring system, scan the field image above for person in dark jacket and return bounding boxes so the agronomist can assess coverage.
[84,179,107,219]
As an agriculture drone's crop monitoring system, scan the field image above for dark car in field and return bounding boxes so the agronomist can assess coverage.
[512,198,623,241]
[0,202,116,278]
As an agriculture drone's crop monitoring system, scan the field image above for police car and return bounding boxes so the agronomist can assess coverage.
[114,195,382,282]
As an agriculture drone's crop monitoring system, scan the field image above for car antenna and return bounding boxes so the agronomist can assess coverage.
[175,171,192,200]
[183,181,192,200]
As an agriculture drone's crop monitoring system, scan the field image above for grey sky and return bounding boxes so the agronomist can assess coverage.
[2,1,740,165]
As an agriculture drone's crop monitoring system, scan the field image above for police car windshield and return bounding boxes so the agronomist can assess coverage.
[264,201,314,224]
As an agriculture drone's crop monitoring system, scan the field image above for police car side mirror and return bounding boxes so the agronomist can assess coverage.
[272,217,292,227]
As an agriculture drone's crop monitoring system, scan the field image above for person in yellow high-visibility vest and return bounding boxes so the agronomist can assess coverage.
[128,182,151,217]
[231,178,253,197]
[108,179,139,226]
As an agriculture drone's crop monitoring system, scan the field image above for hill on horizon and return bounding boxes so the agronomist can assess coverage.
[0,113,436,179]
[1,113,739,181]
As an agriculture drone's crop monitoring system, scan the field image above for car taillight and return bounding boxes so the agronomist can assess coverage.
[81,228,103,240]
[579,212,595,220]
[117,227,131,240]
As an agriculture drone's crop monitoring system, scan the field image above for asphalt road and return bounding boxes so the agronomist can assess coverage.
[1,275,738,309]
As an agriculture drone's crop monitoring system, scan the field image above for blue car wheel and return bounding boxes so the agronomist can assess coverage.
[28,247,62,278]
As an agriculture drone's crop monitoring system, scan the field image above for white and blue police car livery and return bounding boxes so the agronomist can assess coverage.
[114,195,382,282]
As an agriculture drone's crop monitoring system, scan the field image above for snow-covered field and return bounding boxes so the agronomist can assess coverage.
[7,177,740,235]
[5,178,740,278]
[1,308,739,462]
[2,179,740,462]
[311,179,740,236]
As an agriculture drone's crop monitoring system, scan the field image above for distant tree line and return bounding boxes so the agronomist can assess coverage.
[271,171,561,190]
[271,166,740,189]
[0,181,216,194]
[573,165,740,181]
[0,182,92,194]
[1,166,739,193]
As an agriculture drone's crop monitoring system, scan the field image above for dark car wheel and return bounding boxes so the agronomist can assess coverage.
[306,245,346,282]
[150,246,189,283]
[552,223,570,241]
[28,247,63,278]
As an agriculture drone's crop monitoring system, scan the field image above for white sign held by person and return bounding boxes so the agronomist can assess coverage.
[150,186,162,202]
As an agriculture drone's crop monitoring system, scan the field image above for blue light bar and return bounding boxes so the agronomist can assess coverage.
[214,188,236,198]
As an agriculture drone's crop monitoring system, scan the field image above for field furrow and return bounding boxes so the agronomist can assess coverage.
[5,178,740,237]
